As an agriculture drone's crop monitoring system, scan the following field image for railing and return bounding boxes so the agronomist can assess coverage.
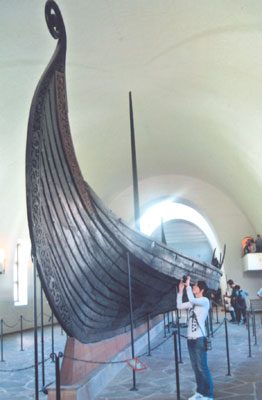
[0,306,260,400]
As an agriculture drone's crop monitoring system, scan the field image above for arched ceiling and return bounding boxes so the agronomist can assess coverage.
[0,0,262,243]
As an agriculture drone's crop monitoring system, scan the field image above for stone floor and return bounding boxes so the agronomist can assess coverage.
[95,313,262,400]
[0,312,261,400]
[0,325,67,400]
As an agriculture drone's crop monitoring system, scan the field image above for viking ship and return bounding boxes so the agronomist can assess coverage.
[26,0,222,344]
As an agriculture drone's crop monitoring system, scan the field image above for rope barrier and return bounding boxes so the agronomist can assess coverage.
[0,356,51,372]
[138,332,174,358]
[63,354,126,365]
[0,311,257,373]
[59,332,175,366]
[40,380,56,392]
[2,321,19,329]
[1,314,53,328]
[212,318,225,335]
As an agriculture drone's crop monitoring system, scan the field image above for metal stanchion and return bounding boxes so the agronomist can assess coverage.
[250,305,257,345]
[173,330,180,400]
[55,353,61,400]
[223,299,227,319]
[215,303,219,324]
[247,311,252,358]
[209,309,213,338]
[33,258,39,400]
[1,319,4,362]
[206,315,210,338]
[252,309,257,346]
[210,304,213,323]
[51,352,61,400]
[20,316,24,351]
[167,312,170,333]
[147,315,151,356]
[176,311,183,364]
[51,311,54,362]
[251,305,255,336]
[40,286,45,388]
[175,309,178,328]
[224,318,231,376]
[163,313,166,337]
[127,252,137,391]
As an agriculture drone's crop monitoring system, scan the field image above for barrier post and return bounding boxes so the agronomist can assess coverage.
[224,318,231,376]
[20,316,24,351]
[1,319,4,362]
[223,299,227,319]
[40,286,45,388]
[127,252,137,391]
[206,316,210,338]
[253,309,257,346]
[55,353,61,400]
[215,303,219,324]
[51,311,54,361]
[209,309,213,337]
[176,311,183,364]
[163,313,166,337]
[167,312,170,333]
[251,305,255,336]
[247,311,252,358]
[173,330,180,400]
[147,315,151,356]
[33,258,39,400]
[175,308,179,328]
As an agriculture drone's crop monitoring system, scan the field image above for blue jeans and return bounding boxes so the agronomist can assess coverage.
[187,337,213,397]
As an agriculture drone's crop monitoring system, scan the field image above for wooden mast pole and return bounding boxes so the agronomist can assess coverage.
[129,92,140,231]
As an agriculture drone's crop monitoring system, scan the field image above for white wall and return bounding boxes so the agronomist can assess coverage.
[0,253,55,335]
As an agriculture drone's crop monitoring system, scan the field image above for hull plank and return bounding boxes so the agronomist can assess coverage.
[26,1,222,343]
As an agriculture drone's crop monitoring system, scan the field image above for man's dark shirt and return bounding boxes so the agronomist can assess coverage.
[231,286,238,307]
[255,237,262,252]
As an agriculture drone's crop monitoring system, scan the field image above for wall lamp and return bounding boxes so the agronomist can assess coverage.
[0,249,6,274]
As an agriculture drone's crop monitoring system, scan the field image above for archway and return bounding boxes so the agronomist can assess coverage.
[140,200,221,264]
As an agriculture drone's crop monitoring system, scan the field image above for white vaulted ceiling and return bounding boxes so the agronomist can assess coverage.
[0,0,262,249]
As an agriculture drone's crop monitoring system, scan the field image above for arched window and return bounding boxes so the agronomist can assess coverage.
[13,240,30,306]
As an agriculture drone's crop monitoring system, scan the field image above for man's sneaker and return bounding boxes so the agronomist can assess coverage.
[202,397,213,400]
[188,393,204,400]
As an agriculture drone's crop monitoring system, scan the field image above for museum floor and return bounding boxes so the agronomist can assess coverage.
[0,311,261,400]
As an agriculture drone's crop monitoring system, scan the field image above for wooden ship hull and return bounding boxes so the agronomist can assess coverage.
[26,0,222,344]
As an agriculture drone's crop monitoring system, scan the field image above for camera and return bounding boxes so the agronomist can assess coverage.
[182,275,187,283]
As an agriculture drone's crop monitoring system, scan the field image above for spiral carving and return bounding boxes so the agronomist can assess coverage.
[45,0,65,40]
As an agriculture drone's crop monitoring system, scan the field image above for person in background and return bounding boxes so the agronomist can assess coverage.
[234,284,249,324]
[227,279,237,322]
[223,291,236,322]
[257,288,262,299]
[249,239,256,253]
[177,276,213,400]
[255,234,262,253]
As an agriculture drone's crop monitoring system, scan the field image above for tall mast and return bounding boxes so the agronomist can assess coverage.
[129,91,140,231]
